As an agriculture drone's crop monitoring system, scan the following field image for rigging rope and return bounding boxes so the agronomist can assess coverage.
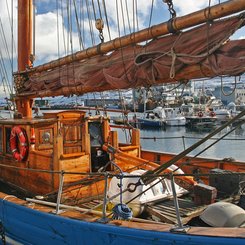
[85,0,96,46]
[124,0,131,34]
[61,0,67,55]
[220,76,238,97]
[5,0,16,88]
[0,19,12,72]
[56,0,60,59]
[119,0,127,36]
[73,0,84,50]
[101,0,111,41]
[0,50,12,95]
[134,0,139,32]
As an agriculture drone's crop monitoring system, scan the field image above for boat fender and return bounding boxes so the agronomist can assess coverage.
[10,126,28,161]
[200,202,245,227]
[198,111,203,117]
[30,127,36,144]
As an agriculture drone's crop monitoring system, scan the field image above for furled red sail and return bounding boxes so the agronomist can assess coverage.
[15,14,245,98]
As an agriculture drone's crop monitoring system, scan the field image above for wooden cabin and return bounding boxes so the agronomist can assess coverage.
[0,111,141,201]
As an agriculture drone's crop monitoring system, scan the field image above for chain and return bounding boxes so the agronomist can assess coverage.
[163,0,176,19]
[99,30,104,43]
[0,222,6,245]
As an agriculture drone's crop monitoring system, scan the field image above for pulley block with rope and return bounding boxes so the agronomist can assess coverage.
[95,19,104,43]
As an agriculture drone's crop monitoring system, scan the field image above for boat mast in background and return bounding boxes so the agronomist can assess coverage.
[15,0,33,118]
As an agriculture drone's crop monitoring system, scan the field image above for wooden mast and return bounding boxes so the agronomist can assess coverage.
[22,0,245,75]
[15,0,33,117]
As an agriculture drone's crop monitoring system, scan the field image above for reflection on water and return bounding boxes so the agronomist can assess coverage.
[118,124,245,162]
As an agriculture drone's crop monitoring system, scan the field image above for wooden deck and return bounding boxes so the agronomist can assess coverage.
[145,198,206,224]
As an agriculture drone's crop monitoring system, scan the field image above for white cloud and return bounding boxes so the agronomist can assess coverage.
[1,0,244,69]
[173,0,219,16]
[0,0,18,59]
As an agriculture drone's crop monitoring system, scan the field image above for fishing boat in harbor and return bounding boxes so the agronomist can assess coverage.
[138,106,186,128]
[186,112,217,131]
[137,109,166,128]
[0,0,245,244]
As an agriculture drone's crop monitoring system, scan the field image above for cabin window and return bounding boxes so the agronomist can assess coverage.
[89,121,110,172]
[37,128,54,150]
[89,122,103,147]
[5,127,12,154]
[0,127,2,152]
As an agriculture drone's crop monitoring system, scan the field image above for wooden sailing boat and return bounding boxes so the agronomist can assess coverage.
[0,0,245,244]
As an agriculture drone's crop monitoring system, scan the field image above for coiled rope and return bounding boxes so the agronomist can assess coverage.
[112,203,133,220]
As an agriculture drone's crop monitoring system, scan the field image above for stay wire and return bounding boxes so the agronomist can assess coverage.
[101,0,111,40]
[85,0,95,45]
[61,0,67,55]
[96,0,103,19]
[0,19,12,71]
[115,0,131,85]
[56,0,60,60]
[5,0,16,90]
[91,0,98,25]
[135,0,139,31]
[73,0,84,50]
[146,0,155,48]
[0,49,12,95]
[119,0,127,36]
[125,0,131,34]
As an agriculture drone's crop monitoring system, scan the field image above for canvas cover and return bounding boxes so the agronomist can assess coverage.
[16,14,245,98]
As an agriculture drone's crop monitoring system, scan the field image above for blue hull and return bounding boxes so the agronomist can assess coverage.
[0,199,244,245]
[138,118,164,127]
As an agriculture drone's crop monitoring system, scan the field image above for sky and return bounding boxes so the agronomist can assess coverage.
[0,0,244,97]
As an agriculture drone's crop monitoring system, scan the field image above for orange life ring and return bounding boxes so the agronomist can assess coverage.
[209,111,216,117]
[10,126,28,161]
[198,111,203,117]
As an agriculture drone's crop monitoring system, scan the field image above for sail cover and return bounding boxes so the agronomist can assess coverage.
[16,14,245,97]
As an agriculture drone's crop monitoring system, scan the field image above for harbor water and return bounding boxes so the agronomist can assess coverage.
[138,126,245,161]
[113,112,245,162]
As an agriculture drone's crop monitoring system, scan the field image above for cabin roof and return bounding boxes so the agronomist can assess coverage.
[0,117,57,126]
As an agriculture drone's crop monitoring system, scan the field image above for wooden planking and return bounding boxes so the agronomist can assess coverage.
[60,154,90,183]
[61,177,106,203]
[146,198,206,224]
[29,150,53,169]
